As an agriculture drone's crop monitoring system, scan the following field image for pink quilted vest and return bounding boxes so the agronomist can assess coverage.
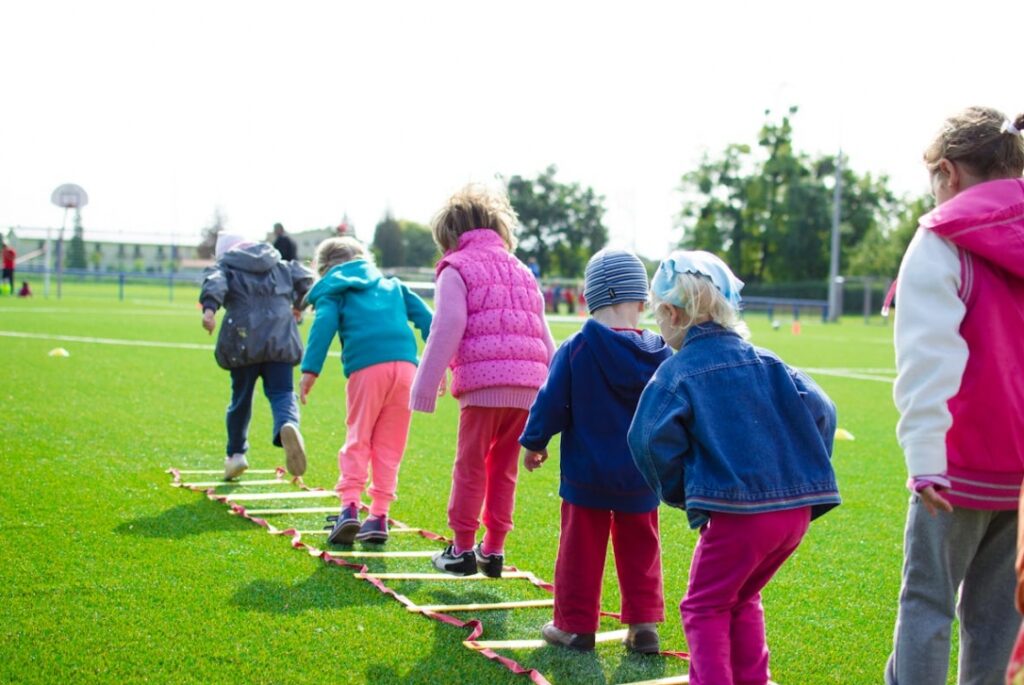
[435,229,549,397]
[921,178,1024,508]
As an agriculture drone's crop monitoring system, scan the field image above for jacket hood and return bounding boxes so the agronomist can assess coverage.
[921,177,1024,278]
[580,319,669,398]
[306,259,383,304]
[219,242,281,274]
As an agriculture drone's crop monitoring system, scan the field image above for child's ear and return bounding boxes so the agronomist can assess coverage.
[671,307,690,329]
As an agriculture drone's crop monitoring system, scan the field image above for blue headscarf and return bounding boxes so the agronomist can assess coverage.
[651,250,744,311]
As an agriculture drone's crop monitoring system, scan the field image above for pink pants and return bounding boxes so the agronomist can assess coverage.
[681,507,811,685]
[336,361,415,517]
[447,406,528,552]
[554,501,665,633]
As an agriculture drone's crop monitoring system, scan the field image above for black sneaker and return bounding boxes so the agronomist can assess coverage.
[355,515,389,543]
[325,504,361,545]
[473,543,503,578]
[431,544,478,576]
[623,623,660,654]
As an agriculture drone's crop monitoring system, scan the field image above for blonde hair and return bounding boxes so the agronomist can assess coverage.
[430,183,519,253]
[312,237,369,276]
[651,273,750,340]
[924,106,1024,179]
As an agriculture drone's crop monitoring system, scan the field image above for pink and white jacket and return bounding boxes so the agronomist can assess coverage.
[410,229,554,412]
[894,178,1024,509]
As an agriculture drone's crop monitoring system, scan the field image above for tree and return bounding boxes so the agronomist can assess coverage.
[847,195,929,277]
[372,213,403,267]
[399,220,438,267]
[678,107,908,284]
[197,207,227,259]
[508,165,609,278]
[66,209,87,269]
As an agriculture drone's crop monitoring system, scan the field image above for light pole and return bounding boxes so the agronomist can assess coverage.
[827,151,843,322]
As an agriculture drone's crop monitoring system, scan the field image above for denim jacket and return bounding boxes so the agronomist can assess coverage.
[627,323,841,529]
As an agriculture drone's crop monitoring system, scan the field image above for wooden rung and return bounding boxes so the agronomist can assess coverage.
[175,469,279,475]
[466,629,628,651]
[411,598,554,613]
[354,571,534,581]
[616,677,689,685]
[293,527,421,535]
[225,490,338,502]
[324,550,437,558]
[245,507,340,515]
[178,479,286,488]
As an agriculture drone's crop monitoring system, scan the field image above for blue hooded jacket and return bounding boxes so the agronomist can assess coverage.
[300,260,432,377]
[520,319,672,512]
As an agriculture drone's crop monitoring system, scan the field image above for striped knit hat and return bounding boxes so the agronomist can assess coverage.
[583,249,649,313]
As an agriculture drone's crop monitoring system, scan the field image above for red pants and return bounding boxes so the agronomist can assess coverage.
[681,508,810,685]
[447,406,528,550]
[553,501,665,633]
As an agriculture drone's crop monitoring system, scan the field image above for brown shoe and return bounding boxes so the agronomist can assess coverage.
[623,623,660,654]
[541,621,595,651]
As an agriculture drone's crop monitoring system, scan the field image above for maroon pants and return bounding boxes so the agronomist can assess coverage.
[553,501,665,633]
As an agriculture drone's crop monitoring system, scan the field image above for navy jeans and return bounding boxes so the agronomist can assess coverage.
[226,362,300,456]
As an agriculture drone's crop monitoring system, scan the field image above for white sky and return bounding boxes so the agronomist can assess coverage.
[1,1,1019,257]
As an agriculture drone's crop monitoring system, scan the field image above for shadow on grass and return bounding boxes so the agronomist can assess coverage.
[229,565,383,614]
[114,499,252,538]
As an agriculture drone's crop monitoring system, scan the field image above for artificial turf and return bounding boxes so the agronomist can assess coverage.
[0,281,959,683]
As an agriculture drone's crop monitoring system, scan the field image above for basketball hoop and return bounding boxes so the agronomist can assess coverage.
[50,183,89,209]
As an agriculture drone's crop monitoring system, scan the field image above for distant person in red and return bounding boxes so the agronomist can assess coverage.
[564,287,576,314]
[17,281,31,297]
[1,241,15,295]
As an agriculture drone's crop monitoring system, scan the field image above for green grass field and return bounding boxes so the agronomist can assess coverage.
[0,282,951,684]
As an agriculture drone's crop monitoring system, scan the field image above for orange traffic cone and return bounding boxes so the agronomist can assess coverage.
[791,320,802,335]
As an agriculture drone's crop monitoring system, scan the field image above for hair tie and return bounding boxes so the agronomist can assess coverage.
[1001,119,1022,137]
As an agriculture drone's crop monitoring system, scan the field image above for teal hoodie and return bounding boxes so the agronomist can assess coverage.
[300,260,432,377]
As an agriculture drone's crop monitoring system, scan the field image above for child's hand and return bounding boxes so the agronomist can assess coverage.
[523,448,548,472]
[437,375,447,398]
[202,309,216,334]
[299,372,317,404]
[918,485,953,516]
[292,307,304,324]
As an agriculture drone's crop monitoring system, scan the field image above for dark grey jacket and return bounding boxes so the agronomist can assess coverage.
[199,243,314,370]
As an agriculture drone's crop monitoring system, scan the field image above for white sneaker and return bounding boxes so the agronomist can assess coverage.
[279,423,307,477]
[223,453,249,480]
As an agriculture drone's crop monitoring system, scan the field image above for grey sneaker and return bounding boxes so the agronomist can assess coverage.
[431,545,478,576]
[623,622,660,654]
[355,515,389,543]
[473,543,503,578]
[279,423,306,477]
[541,621,595,651]
[326,504,361,545]
[223,453,249,481]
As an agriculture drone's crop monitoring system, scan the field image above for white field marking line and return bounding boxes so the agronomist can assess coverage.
[354,571,535,581]
[224,490,338,502]
[803,367,895,383]
[178,479,288,488]
[411,598,555,613]
[177,469,279,475]
[245,507,340,515]
[0,330,343,358]
[465,629,629,651]
[0,307,197,316]
[324,550,437,559]
[811,334,893,346]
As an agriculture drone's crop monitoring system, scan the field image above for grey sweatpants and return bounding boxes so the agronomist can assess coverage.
[885,497,1019,685]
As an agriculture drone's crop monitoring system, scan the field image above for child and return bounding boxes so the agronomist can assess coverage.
[200,232,314,481]
[520,249,672,653]
[17,281,31,297]
[300,237,432,544]
[628,250,840,685]
[410,183,555,577]
[884,107,1024,685]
